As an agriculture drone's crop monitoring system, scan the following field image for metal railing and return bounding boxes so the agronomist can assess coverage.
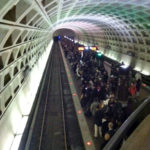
[103,96,150,150]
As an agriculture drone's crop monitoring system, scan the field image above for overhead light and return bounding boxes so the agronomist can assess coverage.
[97,50,101,53]
[120,64,129,69]
[78,47,85,51]
[134,66,141,72]
[16,116,28,135]
[85,46,89,50]
[97,52,103,57]
[10,135,22,150]
[141,70,150,76]
[91,46,97,51]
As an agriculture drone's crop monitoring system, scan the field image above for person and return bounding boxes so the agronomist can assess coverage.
[100,133,111,149]
[90,101,100,116]
[61,39,128,149]
[99,84,107,101]
[94,101,106,138]
[107,122,115,137]
[101,116,109,137]
[129,82,137,102]
[117,77,129,101]
[113,102,125,126]
[110,75,117,95]
[80,94,89,108]
[100,121,115,149]
[108,94,116,118]
[128,70,133,84]
[93,86,101,101]
[136,79,142,97]
[103,71,108,83]
[76,64,81,79]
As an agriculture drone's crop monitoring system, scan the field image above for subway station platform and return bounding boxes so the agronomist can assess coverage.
[1,1,150,150]
[59,40,150,150]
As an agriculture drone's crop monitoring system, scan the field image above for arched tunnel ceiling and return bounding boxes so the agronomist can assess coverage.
[52,0,150,75]
[0,1,150,105]
[1,1,150,149]
[1,0,150,55]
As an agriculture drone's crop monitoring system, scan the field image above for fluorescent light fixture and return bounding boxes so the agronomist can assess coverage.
[10,110,22,134]
[16,116,28,135]
[5,41,53,150]
[74,40,78,43]
[91,47,97,51]
[85,46,89,50]
[97,52,102,57]
[78,47,85,51]
[134,66,142,72]
[120,64,129,69]
[10,135,22,150]
[141,70,150,76]
[2,133,14,150]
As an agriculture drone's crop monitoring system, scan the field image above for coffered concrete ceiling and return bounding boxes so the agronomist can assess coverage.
[0,0,150,122]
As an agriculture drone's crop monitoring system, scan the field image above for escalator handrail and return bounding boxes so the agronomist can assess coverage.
[103,96,150,150]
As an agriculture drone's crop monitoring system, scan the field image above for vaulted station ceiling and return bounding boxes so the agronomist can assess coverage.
[0,0,150,122]
[0,0,150,149]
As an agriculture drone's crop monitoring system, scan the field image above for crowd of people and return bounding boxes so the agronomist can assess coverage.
[61,38,142,149]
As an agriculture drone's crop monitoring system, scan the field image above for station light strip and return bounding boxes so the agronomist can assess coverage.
[8,41,54,150]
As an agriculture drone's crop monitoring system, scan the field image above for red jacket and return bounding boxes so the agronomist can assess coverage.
[129,85,136,96]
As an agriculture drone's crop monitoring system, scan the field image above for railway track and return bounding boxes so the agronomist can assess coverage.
[20,42,84,150]
[37,43,67,150]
